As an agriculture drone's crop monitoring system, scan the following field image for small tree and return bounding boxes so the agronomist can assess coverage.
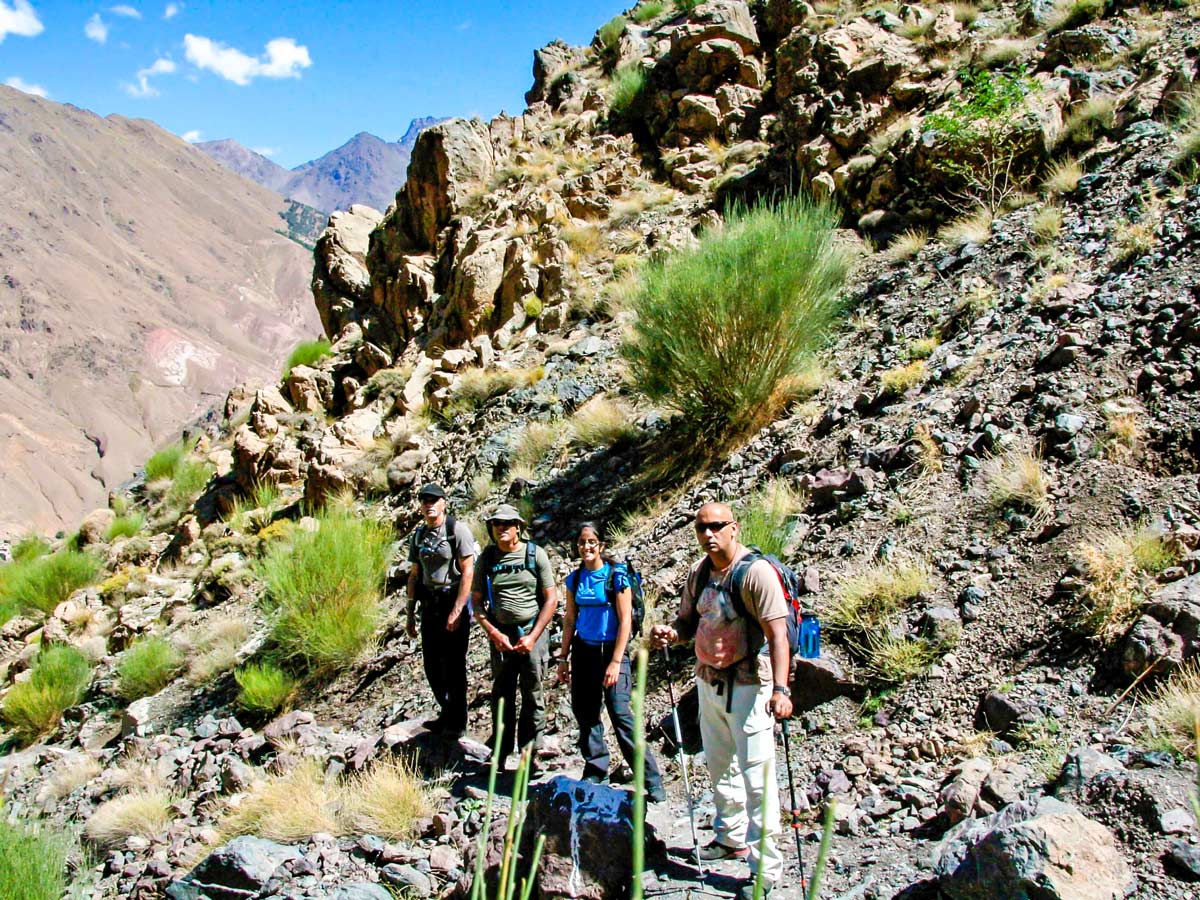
[924,67,1042,212]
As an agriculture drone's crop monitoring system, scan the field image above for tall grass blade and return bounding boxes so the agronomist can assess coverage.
[806,800,837,900]
[470,699,504,900]
[631,648,648,900]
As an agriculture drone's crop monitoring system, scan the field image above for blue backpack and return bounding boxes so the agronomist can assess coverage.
[567,558,646,638]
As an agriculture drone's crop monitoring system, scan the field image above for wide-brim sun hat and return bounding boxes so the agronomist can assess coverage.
[485,503,527,524]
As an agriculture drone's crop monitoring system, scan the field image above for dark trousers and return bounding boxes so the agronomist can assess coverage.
[489,624,548,761]
[417,584,470,732]
[570,638,663,790]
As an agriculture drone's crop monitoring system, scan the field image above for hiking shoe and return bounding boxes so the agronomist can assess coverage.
[698,840,748,861]
[646,784,667,804]
[582,771,607,785]
[737,879,773,900]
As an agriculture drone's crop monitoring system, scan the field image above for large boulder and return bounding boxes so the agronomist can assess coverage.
[312,205,383,340]
[520,777,665,900]
[526,40,588,106]
[396,118,497,252]
[1119,573,1200,679]
[167,836,301,899]
[934,796,1133,900]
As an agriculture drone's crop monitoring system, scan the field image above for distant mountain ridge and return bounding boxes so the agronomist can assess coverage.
[0,85,320,536]
[198,117,443,213]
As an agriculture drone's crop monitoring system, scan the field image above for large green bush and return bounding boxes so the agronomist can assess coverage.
[621,197,849,439]
[282,338,332,378]
[144,437,196,482]
[0,550,100,617]
[115,636,184,700]
[609,64,647,120]
[0,815,70,900]
[256,508,392,672]
[2,645,93,744]
[235,662,296,715]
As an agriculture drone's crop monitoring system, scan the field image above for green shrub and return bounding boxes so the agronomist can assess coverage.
[0,815,70,900]
[282,338,332,378]
[9,535,49,563]
[235,662,297,715]
[598,14,627,49]
[621,197,849,440]
[924,67,1039,211]
[631,1,666,22]
[0,550,100,616]
[115,636,183,700]
[256,508,391,672]
[164,460,214,509]
[738,481,804,558]
[523,296,543,319]
[105,513,144,542]
[2,645,92,744]
[144,437,196,482]
[609,64,648,119]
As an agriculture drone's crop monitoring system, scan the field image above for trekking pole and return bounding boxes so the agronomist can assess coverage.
[664,645,705,878]
[781,718,808,895]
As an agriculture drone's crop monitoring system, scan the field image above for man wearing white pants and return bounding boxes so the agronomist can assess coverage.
[652,502,793,900]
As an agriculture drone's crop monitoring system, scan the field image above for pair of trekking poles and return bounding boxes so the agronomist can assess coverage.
[662,646,807,894]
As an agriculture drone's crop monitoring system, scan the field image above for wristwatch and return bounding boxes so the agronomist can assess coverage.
[772,684,791,697]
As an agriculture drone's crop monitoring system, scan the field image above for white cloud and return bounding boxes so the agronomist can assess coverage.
[124,56,175,97]
[85,13,108,43]
[0,0,43,43]
[456,20,472,31]
[110,4,141,17]
[5,75,47,97]
[183,33,310,86]
[163,2,180,19]
[250,146,277,157]
[181,129,201,142]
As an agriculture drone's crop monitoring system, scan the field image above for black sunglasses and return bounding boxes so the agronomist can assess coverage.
[694,520,734,533]
[492,520,522,528]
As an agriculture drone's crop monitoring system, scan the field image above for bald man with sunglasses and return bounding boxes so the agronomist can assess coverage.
[651,502,792,900]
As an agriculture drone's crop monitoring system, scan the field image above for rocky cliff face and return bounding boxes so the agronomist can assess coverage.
[0,86,320,537]
[4,2,1200,899]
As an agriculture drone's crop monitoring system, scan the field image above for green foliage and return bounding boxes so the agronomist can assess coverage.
[105,513,144,542]
[863,632,937,684]
[144,437,197,482]
[275,199,326,250]
[523,296,543,319]
[827,559,931,633]
[282,338,332,379]
[621,197,849,441]
[235,662,297,715]
[115,636,183,700]
[631,1,666,22]
[256,507,391,672]
[598,14,627,48]
[2,645,92,744]
[0,815,70,900]
[925,67,1040,211]
[609,64,648,119]
[9,535,49,563]
[738,480,804,558]
[0,550,100,616]
[676,0,702,11]
[163,460,215,510]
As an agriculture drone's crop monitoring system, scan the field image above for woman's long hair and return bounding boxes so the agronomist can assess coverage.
[577,521,619,567]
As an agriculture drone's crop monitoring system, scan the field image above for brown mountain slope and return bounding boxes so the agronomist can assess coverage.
[0,86,321,537]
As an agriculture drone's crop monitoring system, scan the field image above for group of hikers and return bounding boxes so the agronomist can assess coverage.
[403,482,796,899]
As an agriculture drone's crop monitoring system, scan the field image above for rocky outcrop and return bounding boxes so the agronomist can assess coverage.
[313,205,384,339]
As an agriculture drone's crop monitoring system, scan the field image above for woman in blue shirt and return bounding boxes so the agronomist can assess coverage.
[557,522,665,802]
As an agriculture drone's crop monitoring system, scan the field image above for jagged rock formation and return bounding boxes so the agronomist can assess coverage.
[200,119,445,213]
[0,85,319,538]
[6,2,1200,899]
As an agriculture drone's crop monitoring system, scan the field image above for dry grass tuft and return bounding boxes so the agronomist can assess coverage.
[862,632,937,684]
[339,758,434,841]
[1145,661,1200,755]
[985,449,1052,519]
[1031,205,1064,243]
[221,759,339,841]
[979,38,1035,68]
[183,617,252,685]
[938,207,993,247]
[828,558,932,632]
[569,397,640,450]
[1042,157,1082,196]
[1102,403,1142,462]
[879,360,928,397]
[882,229,929,262]
[1071,525,1182,640]
[510,420,561,479]
[85,789,177,849]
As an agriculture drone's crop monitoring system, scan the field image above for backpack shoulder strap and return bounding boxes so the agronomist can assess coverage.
[479,543,499,577]
[525,541,544,594]
[729,549,770,640]
[444,514,457,541]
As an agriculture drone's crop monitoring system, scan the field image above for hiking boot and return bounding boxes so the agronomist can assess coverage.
[425,716,445,734]
[646,784,667,804]
[737,879,773,900]
[582,771,607,784]
[698,840,748,861]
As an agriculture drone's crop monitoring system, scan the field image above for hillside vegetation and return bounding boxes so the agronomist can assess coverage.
[3,0,1200,898]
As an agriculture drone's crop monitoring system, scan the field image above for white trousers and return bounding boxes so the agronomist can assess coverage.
[696,676,784,883]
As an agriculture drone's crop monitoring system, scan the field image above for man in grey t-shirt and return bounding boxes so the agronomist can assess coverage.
[406,483,478,737]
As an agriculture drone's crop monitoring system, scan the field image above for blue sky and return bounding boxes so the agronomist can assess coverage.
[0,1,610,168]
